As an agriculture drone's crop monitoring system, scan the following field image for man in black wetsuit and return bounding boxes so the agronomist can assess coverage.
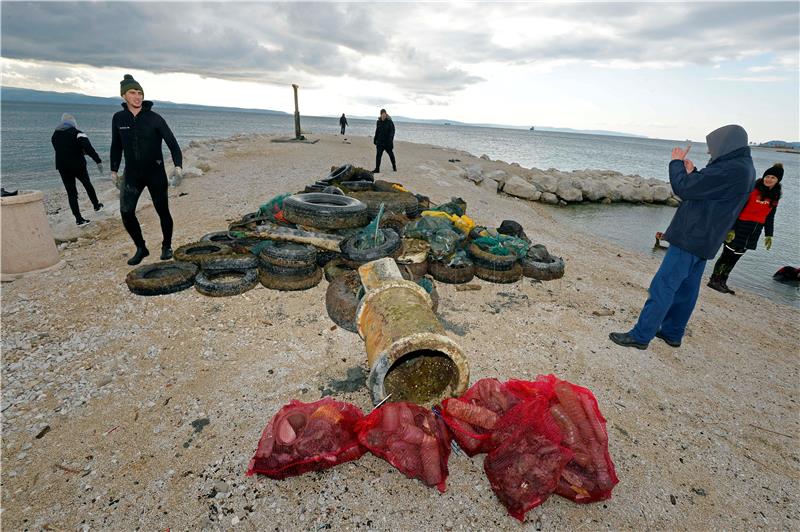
[110,74,182,265]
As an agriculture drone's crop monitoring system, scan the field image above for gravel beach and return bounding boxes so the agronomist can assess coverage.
[2,133,798,530]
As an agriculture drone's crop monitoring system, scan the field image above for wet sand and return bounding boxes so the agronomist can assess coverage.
[2,133,798,530]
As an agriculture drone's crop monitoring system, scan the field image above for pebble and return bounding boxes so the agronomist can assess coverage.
[231,516,240,525]
[214,481,230,493]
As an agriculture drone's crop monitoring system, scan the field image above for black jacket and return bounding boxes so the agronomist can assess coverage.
[339,115,348,126]
[51,126,101,171]
[110,101,182,176]
[374,117,395,149]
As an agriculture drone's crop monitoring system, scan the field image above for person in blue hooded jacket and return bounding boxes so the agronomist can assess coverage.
[609,124,755,349]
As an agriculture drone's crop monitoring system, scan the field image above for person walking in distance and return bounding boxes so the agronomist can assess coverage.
[609,124,755,349]
[708,163,784,294]
[339,113,348,135]
[51,113,104,226]
[373,108,396,173]
[111,74,182,265]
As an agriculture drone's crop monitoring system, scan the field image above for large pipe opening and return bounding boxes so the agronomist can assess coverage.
[383,349,458,404]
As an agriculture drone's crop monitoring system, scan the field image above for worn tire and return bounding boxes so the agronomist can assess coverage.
[428,260,475,284]
[475,262,523,284]
[325,271,362,332]
[126,261,197,296]
[521,256,565,281]
[396,261,428,279]
[195,268,258,297]
[202,254,259,271]
[380,212,410,237]
[327,164,354,182]
[340,180,373,192]
[283,193,368,229]
[229,237,266,255]
[201,231,237,245]
[316,250,340,268]
[174,242,232,265]
[323,258,353,282]
[259,262,317,277]
[340,228,402,266]
[259,242,317,268]
[467,242,518,271]
[259,266,322,291]
[347,191,419,218]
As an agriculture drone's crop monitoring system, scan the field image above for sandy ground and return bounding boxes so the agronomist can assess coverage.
[2,133,798,531]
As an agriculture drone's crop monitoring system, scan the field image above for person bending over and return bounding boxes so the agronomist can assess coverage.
[110,74,182,265]
[609,125,755,349]
[51,113,104,226]
[373,109,396,173]
[708,163,783,294]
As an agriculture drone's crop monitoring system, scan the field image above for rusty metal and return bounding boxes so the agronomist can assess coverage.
[356,258,469,406]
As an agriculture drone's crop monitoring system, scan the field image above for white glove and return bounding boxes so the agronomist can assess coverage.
[97,162,104,174]
[111,171,122,190]
[169,166,183,187]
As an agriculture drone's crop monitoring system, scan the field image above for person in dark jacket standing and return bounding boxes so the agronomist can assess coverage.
[111,74,182,265]
[339,113,348,135]
[51,113,104,226]
[373,109,396,173]
[708,163,783,294]
[610,124,755,349]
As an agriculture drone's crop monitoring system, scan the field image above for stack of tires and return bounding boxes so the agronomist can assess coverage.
[173,241,260,297]
[258,242,323,291]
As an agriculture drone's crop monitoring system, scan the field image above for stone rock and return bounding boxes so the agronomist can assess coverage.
[465,165,484,184]
[503,176,541,200]
[652,185,672,203]
[529,173,559,193]
[556,180,583,202]
[541,192,559,205]
[580,180,608,202]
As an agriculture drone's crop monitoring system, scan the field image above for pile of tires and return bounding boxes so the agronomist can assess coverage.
[258,241,322,291]
[521,244,565,281]
[339,228,402,269]
[467,242,523,284]
[346,191,420,218]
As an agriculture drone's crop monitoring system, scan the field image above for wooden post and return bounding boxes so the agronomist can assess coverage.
[292,84,302,140]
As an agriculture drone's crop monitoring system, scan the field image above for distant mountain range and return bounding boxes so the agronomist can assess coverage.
[757,140,800,149]
[2,86,642,137]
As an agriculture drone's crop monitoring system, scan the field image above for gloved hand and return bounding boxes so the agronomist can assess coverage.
[97,162,104,174]
[765,236,773,250]
[173,166,183,179]
[111,170,122,190]
[725,231,735,243]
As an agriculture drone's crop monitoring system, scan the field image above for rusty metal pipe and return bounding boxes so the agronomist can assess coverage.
[356,258,469,405]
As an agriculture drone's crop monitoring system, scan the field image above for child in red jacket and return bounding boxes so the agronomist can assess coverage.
[708,163,783,294]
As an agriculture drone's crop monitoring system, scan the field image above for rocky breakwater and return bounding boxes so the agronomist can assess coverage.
[460,159,680,207]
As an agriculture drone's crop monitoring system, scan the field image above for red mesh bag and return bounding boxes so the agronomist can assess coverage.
[439,378,520,455]
[246,398,365,480]
[483,397,573,522]
[357,402,451,492]
[533,375,619,503]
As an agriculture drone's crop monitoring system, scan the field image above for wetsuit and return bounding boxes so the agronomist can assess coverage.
[110,101,181,250]
[51,125,102,222]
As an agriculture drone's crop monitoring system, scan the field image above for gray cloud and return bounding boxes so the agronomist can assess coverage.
[2,1,797,101]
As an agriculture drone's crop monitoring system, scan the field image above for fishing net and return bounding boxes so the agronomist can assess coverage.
[349,203,386,250]
[472,233,530,258]
[439,378,520,456]
[420,210,475,235]
[257,193,292,224]
[404,215,466,261]
[356,402,452,492]
[428,197,467,217]
[246,398,365,480]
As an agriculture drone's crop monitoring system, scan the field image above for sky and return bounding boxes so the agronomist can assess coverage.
[1,1,798,142]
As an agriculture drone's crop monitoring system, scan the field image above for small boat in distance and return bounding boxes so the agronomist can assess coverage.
[529,126,535,131]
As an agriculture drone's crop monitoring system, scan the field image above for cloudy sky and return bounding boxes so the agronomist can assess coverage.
[2,1,798,141]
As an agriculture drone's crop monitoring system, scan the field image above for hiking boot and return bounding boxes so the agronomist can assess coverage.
[372,168,380,173]
[127,247,150,266]
[706,277,727,293]
[609,332,648,350]
[655,330,681,348]
[160,247,173,260]
[94,203,104,212]
[76,218,91,227]
[719,279,736,295]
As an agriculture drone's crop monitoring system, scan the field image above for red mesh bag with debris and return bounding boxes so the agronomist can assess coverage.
[532,374,619,503]
[356,402,451,492]
[439,378,520,455]
[483,397,574,521]
[246,398,365,480]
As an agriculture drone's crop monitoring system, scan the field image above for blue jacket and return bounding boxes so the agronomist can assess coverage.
[663,146,755,259]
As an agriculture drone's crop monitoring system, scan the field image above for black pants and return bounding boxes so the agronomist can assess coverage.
[120,173,173,249]
[59,167,100,222]
[375,146,396,171]
[340,125,346,134]
[712,244,745,280]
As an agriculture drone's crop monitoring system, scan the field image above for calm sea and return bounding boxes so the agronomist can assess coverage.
[1,101,797,307]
